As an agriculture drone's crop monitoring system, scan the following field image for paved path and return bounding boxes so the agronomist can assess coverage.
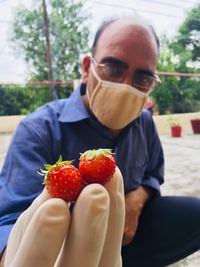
[160,134,200,267]
[0,132,200,266]
[160,134,200,197]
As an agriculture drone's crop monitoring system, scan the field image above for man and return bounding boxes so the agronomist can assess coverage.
[1,15,200,267]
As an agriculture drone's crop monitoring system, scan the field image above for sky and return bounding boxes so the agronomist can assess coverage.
[0,0,199,83]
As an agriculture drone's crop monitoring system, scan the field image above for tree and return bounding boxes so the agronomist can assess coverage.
[171,4,200,63]
[169,4,200,113]
[42,0,57,99]
[10,0,90,98]
[152,36,180,114]
[152,5,200,114]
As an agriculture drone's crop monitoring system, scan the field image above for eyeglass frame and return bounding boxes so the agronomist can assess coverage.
[91,57,161,93]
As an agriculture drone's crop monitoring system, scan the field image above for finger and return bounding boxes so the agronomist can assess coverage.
[21,188,52,229]
[5,198,70,267]
[3,188,51,264]
[54,184,110,267]
[122,191,140,246]
[122,216,139,246]
[122,226,137,246]
[0,249,6,267]
[98,167,125,267]
[122,215,134,246]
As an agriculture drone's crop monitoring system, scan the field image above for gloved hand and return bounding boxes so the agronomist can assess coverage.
[1,167,125,267]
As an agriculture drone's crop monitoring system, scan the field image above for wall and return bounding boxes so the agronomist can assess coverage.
[0,115,26,133]
[153,112,200,135]
[0,112,200,135]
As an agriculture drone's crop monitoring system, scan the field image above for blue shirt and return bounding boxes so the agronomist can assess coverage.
[0,84,164,255]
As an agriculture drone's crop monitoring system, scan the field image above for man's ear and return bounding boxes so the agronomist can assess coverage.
[81,56,91,84]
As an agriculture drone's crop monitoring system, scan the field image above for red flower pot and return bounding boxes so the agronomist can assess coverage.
[171,126,182,137]
[191,119,200,134]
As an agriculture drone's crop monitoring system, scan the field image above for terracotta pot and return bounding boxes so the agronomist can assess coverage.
[171,126,182,137]
[191,119,200,134]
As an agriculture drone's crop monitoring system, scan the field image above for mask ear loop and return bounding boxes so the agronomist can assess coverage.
[86,62,101,100]
[90,62,101,82]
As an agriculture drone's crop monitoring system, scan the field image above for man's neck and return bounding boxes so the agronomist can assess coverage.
[110,129,122,138]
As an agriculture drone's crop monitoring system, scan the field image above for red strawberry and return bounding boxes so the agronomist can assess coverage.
[38,156,84,203]
[79,148,116,185]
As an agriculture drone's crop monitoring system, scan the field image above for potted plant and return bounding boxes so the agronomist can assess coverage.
[168,117,182,137]
[190,118,200,134]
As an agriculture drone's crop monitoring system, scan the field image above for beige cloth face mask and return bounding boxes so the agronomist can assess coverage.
[88,63,148,130]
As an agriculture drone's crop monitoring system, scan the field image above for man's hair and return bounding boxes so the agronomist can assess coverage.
[91,16,160,56]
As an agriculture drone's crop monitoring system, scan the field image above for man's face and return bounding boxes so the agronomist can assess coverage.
[85,19,159,98]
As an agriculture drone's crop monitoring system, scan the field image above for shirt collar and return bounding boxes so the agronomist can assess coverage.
[58,84,90,123]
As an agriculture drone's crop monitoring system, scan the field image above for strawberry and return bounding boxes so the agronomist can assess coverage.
[79,148,116,185]
[38,156,84,203]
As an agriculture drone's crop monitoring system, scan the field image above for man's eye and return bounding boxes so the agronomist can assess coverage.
[135,75,152,87]
[106,65,124,78]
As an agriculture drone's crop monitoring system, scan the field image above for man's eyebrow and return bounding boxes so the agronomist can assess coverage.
[136,69,155,77]
[100,57,129,68]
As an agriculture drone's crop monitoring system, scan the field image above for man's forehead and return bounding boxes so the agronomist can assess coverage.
[110,17,148,29]
[94,18,158,59]
[96,18,153,47]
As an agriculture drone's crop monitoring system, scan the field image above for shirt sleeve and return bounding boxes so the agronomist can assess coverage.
[142,112,164,194]
[0,118,58,255]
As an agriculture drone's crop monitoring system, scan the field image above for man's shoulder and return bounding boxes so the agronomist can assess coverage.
[132,109,154,127]
[128,109,155,136]
[141,109,154,121]
[22,99,67,126]
[140,109,158,136]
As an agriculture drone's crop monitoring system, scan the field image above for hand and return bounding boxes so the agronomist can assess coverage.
[122,186,152,246]
[1,167,125,267]
[2,189,69,267]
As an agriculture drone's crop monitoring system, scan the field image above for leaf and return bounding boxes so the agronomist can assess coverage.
[10,0,91,85]
[44,164,52,170]
[57,155,63,165]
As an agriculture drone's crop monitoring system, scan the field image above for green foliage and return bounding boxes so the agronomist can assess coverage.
[153,5,200,114]
[0,84,73,115]
[167,117,181,127]
[172,4,200,61]
[153,57,200,114]
[153,73,200,115]
[10,0,91,82]
[0,85,33,115]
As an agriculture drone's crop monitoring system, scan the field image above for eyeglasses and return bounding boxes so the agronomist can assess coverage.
[92,57,161,93]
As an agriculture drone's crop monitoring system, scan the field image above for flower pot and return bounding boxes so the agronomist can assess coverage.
[191,119,200,134]
[171,126,182,137]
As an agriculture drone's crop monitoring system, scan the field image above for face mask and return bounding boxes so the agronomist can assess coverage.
[88,63,149,130]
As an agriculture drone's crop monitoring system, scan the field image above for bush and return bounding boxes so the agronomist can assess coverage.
[0,84,74,115]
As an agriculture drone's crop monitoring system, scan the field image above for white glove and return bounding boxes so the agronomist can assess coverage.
[1,167,125,267]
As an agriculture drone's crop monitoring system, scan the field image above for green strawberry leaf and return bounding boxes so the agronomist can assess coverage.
[56,155,63,165]
[44,164,52,170]
[62,160,73,165]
